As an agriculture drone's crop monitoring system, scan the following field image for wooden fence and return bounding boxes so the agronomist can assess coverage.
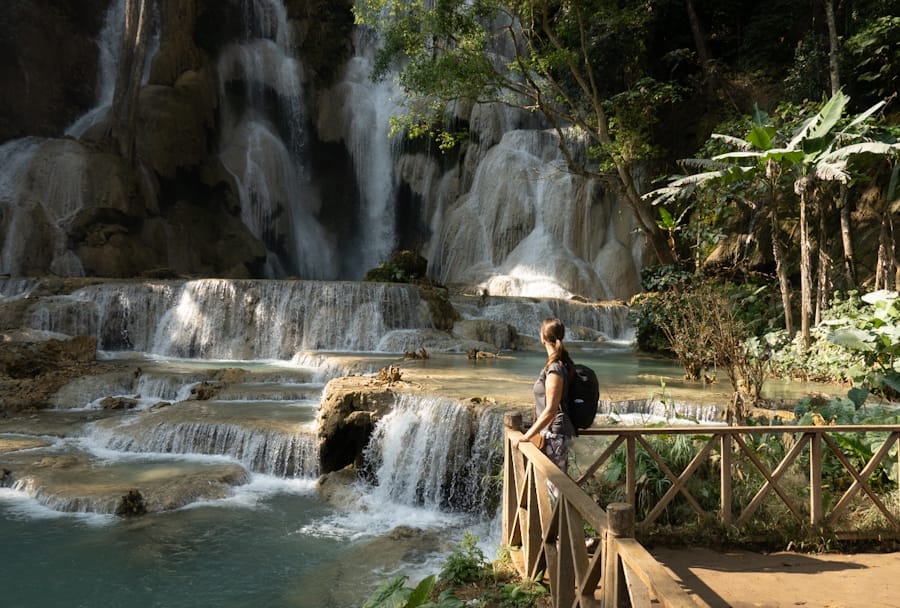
[575,425,900,536]
[503,415,900,606]
[502,413,700,607]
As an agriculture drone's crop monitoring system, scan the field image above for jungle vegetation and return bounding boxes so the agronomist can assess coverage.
[355,0,900,417]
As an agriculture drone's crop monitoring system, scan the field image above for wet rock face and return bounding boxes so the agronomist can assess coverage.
[0,333,104,414]
[0,0,109,143]
[316,376,397,474]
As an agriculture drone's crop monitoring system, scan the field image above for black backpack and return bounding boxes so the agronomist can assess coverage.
[565,363,600,430]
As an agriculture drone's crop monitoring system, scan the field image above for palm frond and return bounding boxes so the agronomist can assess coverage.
[667,171,729,187]
[711,133,753,151]
[820,141,900,163]
[814,161,849,183]
[713,151,763,161]
[678,158,729,171]
[642,185,692,205]
[845,100,886,130]
[790,91,847,147]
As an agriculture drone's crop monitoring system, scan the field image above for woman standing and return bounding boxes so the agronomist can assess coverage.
[516,317,576,472]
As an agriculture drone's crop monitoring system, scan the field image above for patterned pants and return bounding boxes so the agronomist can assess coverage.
[542,431,574,471]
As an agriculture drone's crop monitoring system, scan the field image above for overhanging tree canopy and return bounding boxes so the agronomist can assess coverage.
[354,0,682,264]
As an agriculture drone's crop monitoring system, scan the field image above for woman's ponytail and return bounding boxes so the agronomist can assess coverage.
[541,317,573,370]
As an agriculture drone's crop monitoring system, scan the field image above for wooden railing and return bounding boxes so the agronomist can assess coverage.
[503,416,900,607]
[575,425,900,537]
[502,413,700,607]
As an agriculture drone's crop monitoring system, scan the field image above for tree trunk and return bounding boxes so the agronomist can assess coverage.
[614,161,677,265]
[824,0,841,95]
[839,186,856,286]
[108,0,152,162]
[799,183,812,347]
[815,197,831,326]
[875,194,898,291]
[770,204,794,337]
[684,0,712,70]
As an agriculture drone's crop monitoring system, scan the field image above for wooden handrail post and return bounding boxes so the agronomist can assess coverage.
[603,502,635,607]
[626,436,636,506]
[720,433,733,525]
[506,412,524,433]
[502,412,524,548]
[810,431,823,525]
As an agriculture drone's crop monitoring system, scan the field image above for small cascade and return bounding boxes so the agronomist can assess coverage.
[0,139,43,275]
[0,277,39,300]
[600,399,724,424]
[134,373,206,405]
[363,395,504,514]
[22,279,432,358]
[3,453,252,515]
[6,477,121,515]
[94,420,318,478]
[456,294,633,342]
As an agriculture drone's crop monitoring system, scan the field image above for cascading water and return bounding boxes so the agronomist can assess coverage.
[218,0,335,279]
[322,26,403,273]
[0,138,42,275]
[22,279,434,357]
[65,0,126,138]
[0,0,160,278]
[362,395,505,514]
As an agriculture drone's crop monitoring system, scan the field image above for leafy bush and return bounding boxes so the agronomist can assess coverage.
[364,249,429,283]
[495,576,548,608]
[362,574,463,608]
[825,290,900,399]
[440,532,488,585]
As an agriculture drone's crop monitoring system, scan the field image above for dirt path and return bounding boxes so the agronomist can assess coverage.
[651,547,900,608]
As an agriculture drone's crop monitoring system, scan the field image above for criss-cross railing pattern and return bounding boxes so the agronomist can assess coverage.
[502,414,699,607]
[575,425,900,534]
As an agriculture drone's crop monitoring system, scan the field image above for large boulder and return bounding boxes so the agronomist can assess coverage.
[136,69,218,179]
[316,375,398,474]
[0,333,101,414]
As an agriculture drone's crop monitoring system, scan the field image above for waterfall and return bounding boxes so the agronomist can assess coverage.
[22,279,432,358]
[325,26,403,273]
[456,294,633,342]
[0,139,46,275]
[362,395,504,514]
[93,421,319,478]
[218,0,334,278]
[65,0,126,137]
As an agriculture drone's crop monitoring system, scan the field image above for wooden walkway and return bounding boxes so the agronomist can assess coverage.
[651,546,900,608]
[503,413,900,607]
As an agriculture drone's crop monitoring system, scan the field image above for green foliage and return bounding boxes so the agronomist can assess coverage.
[793,389,900,490]
[824,290,900,399]
[844,15,900,104]
[600,432,718,523]
[362,574,463,608]
[364,250,429,283]
[439,532,488,585]
[354,0,680,172]
[495,574,548,608]
[783,31,830,103]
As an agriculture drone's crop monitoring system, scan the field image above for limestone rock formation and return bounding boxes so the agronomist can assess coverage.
[316,375,398,474]
[0,332,103,414]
